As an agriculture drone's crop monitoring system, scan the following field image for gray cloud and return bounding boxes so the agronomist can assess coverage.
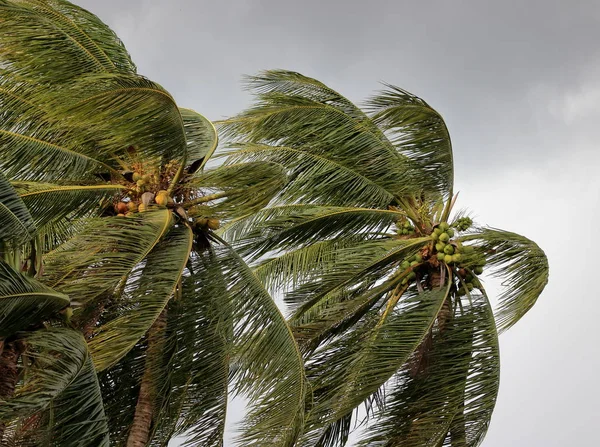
[75,1,600,445]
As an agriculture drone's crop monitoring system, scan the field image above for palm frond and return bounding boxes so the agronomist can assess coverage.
[88,224,193,371]
[220,142,397,208]
[209,237,306,447]
[299,282,451,444]
[0,0,135,83]
[365,83,454,198]
[356,290,499,447]
[187,161,287,219]
[180,107,218,169]
[0,259,68,337]
[223,204,404,258]
[0,172,35,244]
[14,181,125,230]
[461,227,549,332]
[0,328,109,447]
[43,209,173,306]
[219,70,418,203]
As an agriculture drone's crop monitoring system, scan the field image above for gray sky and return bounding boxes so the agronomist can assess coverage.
[76,1,600,445]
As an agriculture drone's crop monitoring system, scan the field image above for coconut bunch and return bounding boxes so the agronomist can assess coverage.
[395,220,415,236]
[394,220,487,294]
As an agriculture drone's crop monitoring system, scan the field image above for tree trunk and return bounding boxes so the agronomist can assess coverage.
[126,310,167,447]
[0,339,24,441]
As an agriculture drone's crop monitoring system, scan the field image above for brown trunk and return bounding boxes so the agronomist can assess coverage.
[0,339,24,441]
[126,310,168,447]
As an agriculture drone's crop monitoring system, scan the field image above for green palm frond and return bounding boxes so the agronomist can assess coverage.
[43,209,173,306]
[356,290,499,447]
[0,172,35,244]
[219,70,417,203]
[88,224,193,371]
[150,250,231,447]
[299,282,451,444]
[365,83,454,198]
[186,161,287,219]
[0,328,109,447]
[462,228,549,332]
[223,204,404,258]
[43,74,187,165]
[221,142,397,208]
[13,181,126,229]
[0,259,68,337]
[209,237,306,447]
[0,0,135,83]
[180,107,218,169]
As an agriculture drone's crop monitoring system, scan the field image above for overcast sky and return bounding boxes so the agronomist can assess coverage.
[76,1,600,445]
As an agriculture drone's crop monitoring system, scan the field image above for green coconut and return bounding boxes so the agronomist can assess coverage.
[446,228,455,238]
[408,271,416,280]
[452,253,462,263]
[439,222,449,231]
[415,254,423,262]
[474,266,484,275]
[437,252,446,261]
[401,260,410,270]
[435,242,446,252]
[410,260,419,267]
[443,244,455,255]
[433,228,442,236]
[431,232,439,241]
[444,254,453,263]
[439,232,450,242]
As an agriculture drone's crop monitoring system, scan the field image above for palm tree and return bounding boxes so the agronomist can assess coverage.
[220,70,549,446]
[0,2,305,446]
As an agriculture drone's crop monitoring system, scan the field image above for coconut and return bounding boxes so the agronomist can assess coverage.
[437,252,446,261]
[431,232,439,241]
[415,254,423,262]
[466,283,474,291]
[207,218,220,230]
[458,268,467,278]
[474,266,484,275]
[401,278,408,285]
[439,222,449,231]
[452,253,462,263]
[128,201,137,212]
[116,202,128,214]
[439,232,450,242]
[136,179,145,187]
[443,245,454,255]
[435,242,446,252]
[444,254,453,263]
[138,203,148,212]
[132,172,142,182]
[401,260,410,270]
[408,271,416,280]
[446,228,455,238]
[410,260,419,267]
[116,213,126,217]
[155,193,169,207]
[195,217,208,227]
[433,228,442,235]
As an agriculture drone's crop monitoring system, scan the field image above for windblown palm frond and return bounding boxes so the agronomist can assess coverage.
[0,173,35,244]
[180,107,218,169]
[0,328,109,447]
[462,228,549,332]
[0,0,136,83]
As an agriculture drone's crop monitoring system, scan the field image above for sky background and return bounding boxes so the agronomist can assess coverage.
[76,1,600,445]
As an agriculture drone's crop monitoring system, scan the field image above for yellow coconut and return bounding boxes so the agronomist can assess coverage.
[138,203,148,213]
[128,201,137,212]
[117,213,126,217]
[195,217,208,227]
[132,172,142,182]
[155,193,169,207]
[207,218,221,230]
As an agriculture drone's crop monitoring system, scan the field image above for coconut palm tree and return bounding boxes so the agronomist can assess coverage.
[0,2,305,446]
[220,70,549,446]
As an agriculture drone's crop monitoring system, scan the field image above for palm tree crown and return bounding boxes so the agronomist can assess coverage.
[221,70,549,446]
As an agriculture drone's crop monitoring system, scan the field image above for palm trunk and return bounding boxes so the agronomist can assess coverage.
[0,339,24,441]
[126,310,167,447]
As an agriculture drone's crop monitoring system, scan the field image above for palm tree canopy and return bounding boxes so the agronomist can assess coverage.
[221,69,549,446]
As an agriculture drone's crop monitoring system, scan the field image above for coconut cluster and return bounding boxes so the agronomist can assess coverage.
[193,217,221,231]
[453,216,473,232]
[396,220,415,236]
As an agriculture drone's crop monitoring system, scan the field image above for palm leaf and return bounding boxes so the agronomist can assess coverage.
[0,328,109,447]
[180,107,218,169]
[88,224,193,371]
[0,259,68,337]
[461,227,549,331]
[14,181,126,229]
[0,172,35,244]
[0,0,135,83]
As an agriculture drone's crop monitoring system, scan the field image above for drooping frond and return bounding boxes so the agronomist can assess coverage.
[0,0,136,83]
[43,74,187,164]
[209,237,306,447]
[187,161,287,219]
[0,172,35,244]
[180,107,218,169]
[0,259,68,337]
[221,142,397,208]
[461,228,549,332]
[0,328,109,447]
[365,83,454,198]
[150,250,232,447]
[356,290,499,447]
[13,181,125,230]
[223,204,404,258]
[298,282,451,445]
[88,224,192,371]
[43,209,173,306]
